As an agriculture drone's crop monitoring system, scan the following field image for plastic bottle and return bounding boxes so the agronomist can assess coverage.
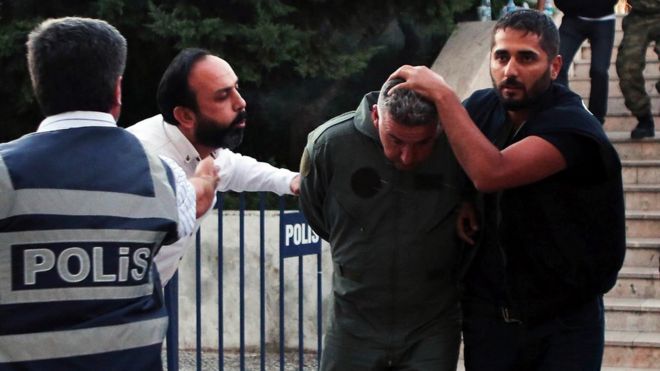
[506,0,518,13]
[544,0,555,16]
[478,0,492,21]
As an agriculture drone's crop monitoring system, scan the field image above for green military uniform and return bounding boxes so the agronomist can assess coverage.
[299,92,464,370]
[615,0,660,118]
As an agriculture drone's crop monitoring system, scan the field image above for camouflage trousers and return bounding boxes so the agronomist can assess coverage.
[615,12,660,117]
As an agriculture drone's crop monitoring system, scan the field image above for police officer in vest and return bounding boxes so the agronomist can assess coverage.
[0,17,218,370]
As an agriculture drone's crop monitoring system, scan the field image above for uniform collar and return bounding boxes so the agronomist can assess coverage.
[37,111,117,132]
[353,91,380,142]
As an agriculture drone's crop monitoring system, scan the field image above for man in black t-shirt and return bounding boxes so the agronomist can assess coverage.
[389,9,625,371]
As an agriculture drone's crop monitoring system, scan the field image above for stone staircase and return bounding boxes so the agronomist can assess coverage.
[566,15,660,370]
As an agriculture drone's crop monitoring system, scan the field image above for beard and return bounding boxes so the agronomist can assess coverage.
[493,69,552,111]
[194,110,246,150]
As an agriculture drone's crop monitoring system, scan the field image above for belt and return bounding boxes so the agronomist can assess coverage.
[462,300,523,324]
[462,294,596,325]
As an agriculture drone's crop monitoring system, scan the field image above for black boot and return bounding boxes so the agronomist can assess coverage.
[630,114,655,139]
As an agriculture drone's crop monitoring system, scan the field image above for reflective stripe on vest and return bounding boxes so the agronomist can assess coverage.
[0,316,168,363]
[0,229,166,304]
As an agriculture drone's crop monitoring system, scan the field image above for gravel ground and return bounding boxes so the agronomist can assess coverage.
[164,350,319,371]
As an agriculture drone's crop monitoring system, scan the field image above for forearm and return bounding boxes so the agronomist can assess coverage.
[190,176,216,218]
[216,151,297,195]
[432,89,508,192]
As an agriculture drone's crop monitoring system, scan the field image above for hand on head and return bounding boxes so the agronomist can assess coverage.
[387,65,452,101]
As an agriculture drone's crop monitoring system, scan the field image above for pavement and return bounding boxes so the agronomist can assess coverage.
[164,350,319,371]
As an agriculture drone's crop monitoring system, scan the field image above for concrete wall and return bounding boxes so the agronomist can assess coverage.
[431,21,495,101]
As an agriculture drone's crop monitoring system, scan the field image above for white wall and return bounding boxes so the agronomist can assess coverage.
[174,210,333,351]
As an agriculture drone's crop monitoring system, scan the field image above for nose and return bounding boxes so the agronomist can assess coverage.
[400,146,414,166]
[504,59,519,77]
[232,90,246,111]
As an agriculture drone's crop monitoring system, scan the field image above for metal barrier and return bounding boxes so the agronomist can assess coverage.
[164,192,323,370]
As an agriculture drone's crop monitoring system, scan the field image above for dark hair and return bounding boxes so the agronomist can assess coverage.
[493,9,559,59]
[377,79,438,126]
[157,48,212,126]
[26,17,127,116]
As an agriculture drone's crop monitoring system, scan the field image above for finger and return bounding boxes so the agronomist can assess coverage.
[387,65,412,81]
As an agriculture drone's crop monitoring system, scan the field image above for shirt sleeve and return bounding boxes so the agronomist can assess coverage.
[299,143,330,241]
[159,156,197,239]
[214,149,298,195]
[535,132,605,180]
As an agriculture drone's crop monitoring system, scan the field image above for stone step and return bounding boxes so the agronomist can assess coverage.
[622,160,660,185]
[605,97,660,118]
[596,99,660,116]
[581,42,657,61]
[626,210,660,239]
[603,330,660,368]
[571,78,658,98]
[458,363,660,371]
[625,185,660,211]
[607,116,660,131]
[457,364,660,371]
[608,266,659,299]
[624,238,660,268]
[604,297,660,332]
[609,132,660,160]
[571,60,659,80]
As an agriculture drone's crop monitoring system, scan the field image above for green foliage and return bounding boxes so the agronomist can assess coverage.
[0,0,481,177]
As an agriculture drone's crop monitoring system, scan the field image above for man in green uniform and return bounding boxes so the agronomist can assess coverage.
[299,79,464,370]
[615,0,660,139]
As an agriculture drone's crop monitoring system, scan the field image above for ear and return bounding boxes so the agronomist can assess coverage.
[173,106,196,130]
[371,104,379,129]
[110,76,122,120]
[550,54,562,81]
[172,106,198,141]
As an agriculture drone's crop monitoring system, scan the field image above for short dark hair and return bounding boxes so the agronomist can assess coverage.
[377,79,438,126]
[157,48,212,126]
[493,9,559,59]
[26,17,127,116]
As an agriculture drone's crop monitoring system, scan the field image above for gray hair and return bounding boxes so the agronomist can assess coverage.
[377,78,438,126]
[26,17,127,116]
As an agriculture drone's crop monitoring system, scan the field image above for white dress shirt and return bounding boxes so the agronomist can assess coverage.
[127,114,298,284]
[36,111,197,239]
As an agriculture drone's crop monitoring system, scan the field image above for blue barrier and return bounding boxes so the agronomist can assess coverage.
[164,192,323,370]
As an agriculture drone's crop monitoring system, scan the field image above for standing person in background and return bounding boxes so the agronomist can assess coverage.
[537,0,618,124]
[0,17,217,370]
[616,0,659,139]
[299,78,465,370]
[128,48,300,285]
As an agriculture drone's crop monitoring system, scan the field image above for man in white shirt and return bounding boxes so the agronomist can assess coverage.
[128,48,300,284]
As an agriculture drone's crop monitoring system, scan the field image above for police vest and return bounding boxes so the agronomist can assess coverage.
[0,126,179,370]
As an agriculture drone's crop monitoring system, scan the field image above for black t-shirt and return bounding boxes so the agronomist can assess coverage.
[463,123,605,302]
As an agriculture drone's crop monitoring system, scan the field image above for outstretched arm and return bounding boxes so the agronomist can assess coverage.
[214,149,298,195]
